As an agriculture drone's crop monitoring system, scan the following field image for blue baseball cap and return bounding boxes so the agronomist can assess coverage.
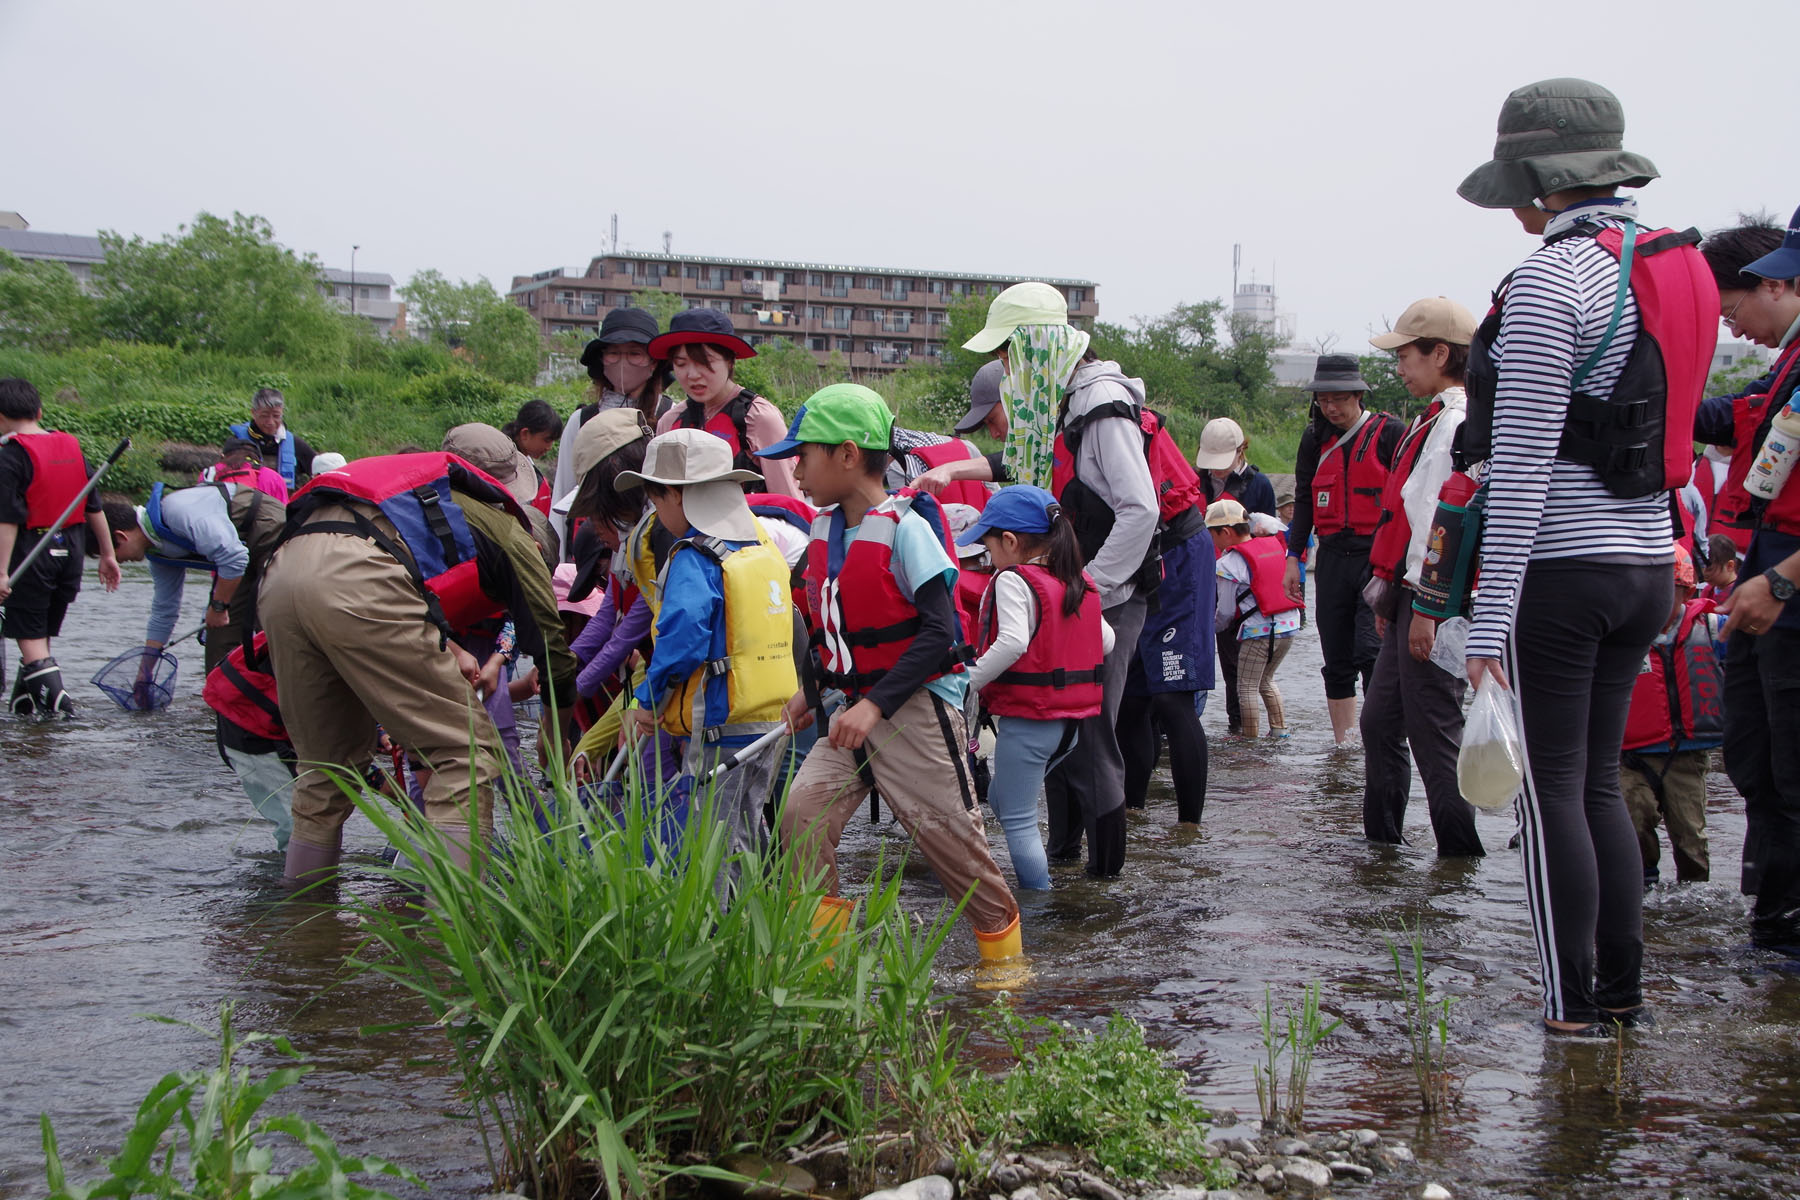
[956,485,1060,545]
[1743,204,1800,282]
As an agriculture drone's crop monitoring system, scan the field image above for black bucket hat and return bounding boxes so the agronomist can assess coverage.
[1304,354,1370,393]
[1459,77,1659,210]
[579,308,661,379]
[564,520,611,605]
[648,308,757,361]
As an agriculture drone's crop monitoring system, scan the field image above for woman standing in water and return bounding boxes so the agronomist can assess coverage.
[651,309,800,499]
[553,308,672,554]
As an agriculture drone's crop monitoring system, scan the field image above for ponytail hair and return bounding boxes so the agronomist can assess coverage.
[502,398,564,445]
[1041,505,1089,617]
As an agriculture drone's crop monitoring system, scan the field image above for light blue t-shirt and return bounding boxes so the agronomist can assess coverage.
[841,506,969,711]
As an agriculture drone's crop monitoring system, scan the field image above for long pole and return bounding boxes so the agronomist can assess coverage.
[3,437,131,589]
[350,244,359,317]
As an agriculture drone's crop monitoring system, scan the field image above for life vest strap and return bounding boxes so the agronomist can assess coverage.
[840,615,921,647]
[220,655,284,725]
[995,665,1102,689]
[285,513,455,649]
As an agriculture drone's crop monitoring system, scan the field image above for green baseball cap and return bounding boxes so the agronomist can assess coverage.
[759,383,895,458]
[1458,77,1659,210]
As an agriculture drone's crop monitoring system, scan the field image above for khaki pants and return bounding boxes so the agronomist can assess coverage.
[259,522,502,852]
[1236,633,1293,737]
[779,689,1019,936]
[1621,749,1711,882]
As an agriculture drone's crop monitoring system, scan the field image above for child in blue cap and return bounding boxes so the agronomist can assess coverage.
[959,485,1112,889]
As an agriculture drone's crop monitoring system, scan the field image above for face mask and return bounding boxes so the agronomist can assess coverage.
[605,359,654,397]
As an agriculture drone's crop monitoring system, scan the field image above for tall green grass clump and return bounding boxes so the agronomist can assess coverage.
[1387,922,1454,1115]
[964,1009,1229,1187]
[349,771,970,1200]
[1251,981,1340,1132]
[40,1002,416,1200]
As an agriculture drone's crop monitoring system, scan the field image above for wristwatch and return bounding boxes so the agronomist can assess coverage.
[207,599,231,613]
[1766,568,1797,603]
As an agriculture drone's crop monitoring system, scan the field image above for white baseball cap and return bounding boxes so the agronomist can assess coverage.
[1194,417,1246,471]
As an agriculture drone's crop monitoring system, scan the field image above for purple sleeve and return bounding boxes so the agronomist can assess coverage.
[578,599,654,697]
[570,588,617,667]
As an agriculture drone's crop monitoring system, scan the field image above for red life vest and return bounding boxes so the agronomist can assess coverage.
[1464,222,1715,498]
[911,439,990,511]
[748,490,817,619]
[205,463,289,502]
[676,390,761,478]
[955,569,988,640]
[10,431,88,530]
[286,452,530,638]
[203,633,287,742]
[801,491,968,698]
[1622,600,1724,752]
[1230,535,1303,616]
[1312,414,1392,537]
[975,563,1104,720]
[1051,401,1202,526]
[1713,342,1800,552]
[1369,401,1447,582]
[530,472,553,516]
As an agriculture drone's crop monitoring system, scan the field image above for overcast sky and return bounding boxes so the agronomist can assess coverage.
[5,0,1796,354]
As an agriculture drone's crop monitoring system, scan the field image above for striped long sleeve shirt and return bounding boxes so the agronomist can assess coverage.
[1468,199,1675,661]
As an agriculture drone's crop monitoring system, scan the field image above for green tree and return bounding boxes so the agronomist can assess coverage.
[1089,300,1278,422]
[0,250,96,350]
[463,300,544,385]
[630,287,685,328]
[93,211,347,363]
[734,336,844,411]
[399,269,502,344]
[1358,352,1414,417]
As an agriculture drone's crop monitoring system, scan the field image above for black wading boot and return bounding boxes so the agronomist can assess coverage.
[11,657,74,719]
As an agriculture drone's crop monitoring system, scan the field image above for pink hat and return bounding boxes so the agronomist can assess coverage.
[553,562,604,617]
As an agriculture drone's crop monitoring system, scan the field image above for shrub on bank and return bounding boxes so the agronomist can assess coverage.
[350,776,972,1200]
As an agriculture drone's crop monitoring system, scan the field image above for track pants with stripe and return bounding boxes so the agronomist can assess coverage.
[1505,559,1672,1024]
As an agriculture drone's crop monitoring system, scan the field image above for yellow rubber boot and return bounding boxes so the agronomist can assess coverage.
[974,914,1030,990]
[809,895,855,967]
[974,914,1023,962]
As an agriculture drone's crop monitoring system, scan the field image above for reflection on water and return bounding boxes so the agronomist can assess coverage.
[3,564,1797,1200]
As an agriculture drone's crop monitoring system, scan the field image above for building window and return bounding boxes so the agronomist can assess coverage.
[826,275,849,297]
[810,336,826,351]
[712,300,730,312]
[808,273,823,287]
[688,299,706,309]
[807,305,825,321]
[831,306,851,329]
[743,301,760,314]
[360,287,371,300]
[858,275,881,290]
[869,308,884,325]
[835,337,853,352]
[685,265,700,279]
[927,279,945,295]
[1067,287,1086,304]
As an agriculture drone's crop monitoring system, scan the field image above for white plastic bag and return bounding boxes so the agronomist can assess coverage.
[1458,675,1523,810]
[1430,616,1470,680]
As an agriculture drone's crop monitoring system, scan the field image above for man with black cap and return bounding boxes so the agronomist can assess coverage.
[1283,354,1402,744]
[1456,78,1715,1033]
[554,307,667,556]
[1694,207,1800,954]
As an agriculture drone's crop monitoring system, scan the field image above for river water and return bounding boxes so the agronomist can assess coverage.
[4,564,1797,1199]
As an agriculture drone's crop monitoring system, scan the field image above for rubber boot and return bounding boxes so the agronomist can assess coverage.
[12,657,73,719]
[974,914,1032,990]
[283,834,342,887]
[809,895,854,967]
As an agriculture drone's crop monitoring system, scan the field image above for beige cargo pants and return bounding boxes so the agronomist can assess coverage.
[778,688,1019,936]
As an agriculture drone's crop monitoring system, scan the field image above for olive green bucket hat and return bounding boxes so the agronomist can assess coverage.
[1458,77,1660,210]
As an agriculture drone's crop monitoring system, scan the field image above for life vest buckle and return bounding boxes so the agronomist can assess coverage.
[705,656,732,677]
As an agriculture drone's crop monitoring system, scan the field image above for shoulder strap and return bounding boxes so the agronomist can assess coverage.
[1059,397,1137,455]
[1572,219,1638,389]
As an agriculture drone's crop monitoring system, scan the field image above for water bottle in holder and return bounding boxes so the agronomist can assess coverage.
[1744,399,1800,501]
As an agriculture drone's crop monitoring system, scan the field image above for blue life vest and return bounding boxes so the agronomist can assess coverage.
[230,422,297,486]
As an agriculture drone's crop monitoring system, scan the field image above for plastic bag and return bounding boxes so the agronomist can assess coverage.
[1429,616,1470,680]
[1458,674,1523,810]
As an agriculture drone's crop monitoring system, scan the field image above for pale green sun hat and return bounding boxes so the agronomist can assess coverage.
[962,281,1070,353]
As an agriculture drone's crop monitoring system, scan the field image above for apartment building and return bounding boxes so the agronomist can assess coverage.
[509,252,1098,374]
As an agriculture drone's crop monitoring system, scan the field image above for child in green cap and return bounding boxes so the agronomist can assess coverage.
[761,383,1023,965]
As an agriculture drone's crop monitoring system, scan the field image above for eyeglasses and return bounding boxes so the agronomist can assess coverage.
[600,346,651,364]
[1722,292,1751,330]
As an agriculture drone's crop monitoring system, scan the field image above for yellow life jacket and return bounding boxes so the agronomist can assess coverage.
[657,527,798,738]
[628,510,666,620]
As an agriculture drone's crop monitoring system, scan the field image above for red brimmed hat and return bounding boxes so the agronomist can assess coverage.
[647,308,757,360]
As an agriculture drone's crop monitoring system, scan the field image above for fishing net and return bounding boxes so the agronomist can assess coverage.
[91,648,180,711]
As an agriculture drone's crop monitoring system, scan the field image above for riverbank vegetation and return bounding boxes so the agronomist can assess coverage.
[1,211,1323,502]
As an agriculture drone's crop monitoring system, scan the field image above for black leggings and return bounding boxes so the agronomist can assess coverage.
[1313,535,1380,700]
[1506,558,1671,1025]
[1118,690,1208,824]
